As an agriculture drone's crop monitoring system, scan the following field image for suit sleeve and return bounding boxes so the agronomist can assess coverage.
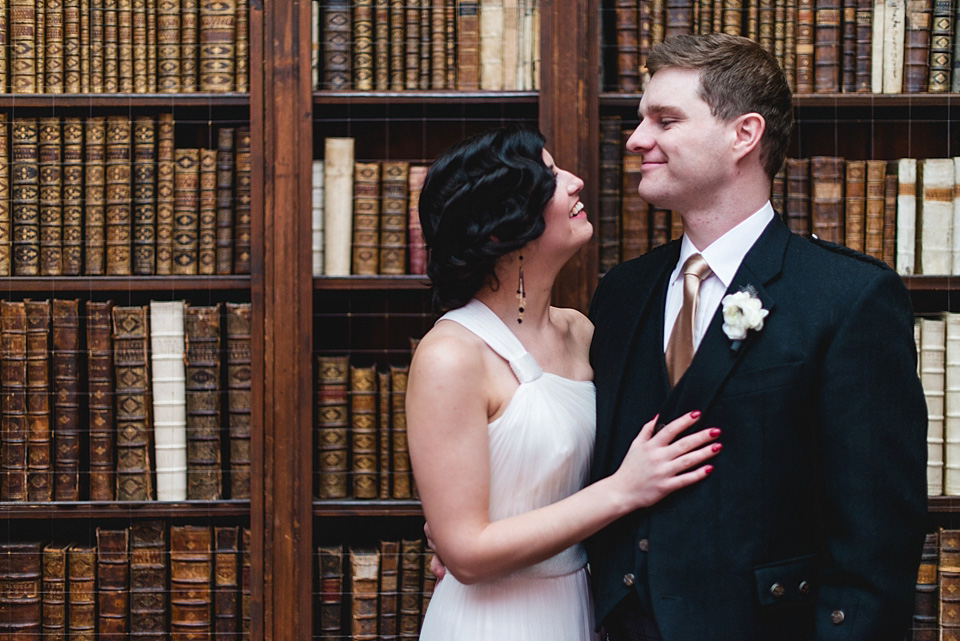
[812,267,927,640]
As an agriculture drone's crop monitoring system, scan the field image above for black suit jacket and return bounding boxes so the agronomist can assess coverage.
[587,215,927,641]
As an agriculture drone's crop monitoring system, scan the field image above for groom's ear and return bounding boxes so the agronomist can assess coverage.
[730,112,765,161]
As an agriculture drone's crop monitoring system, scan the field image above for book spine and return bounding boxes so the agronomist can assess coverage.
[814,0,842,91]
[844,159,866,251]
[796,0,815,92]
[379,540,400,640]
[380,160,409,275]
[947,314,960,495]
[355,0,375,90]
[810,155,845,245]
[157,0,181,92]
[12,117,40,275]
[67,545,96,640]
[621,130,649,260]
[598,117,623,275]
[170,525,213,639]
[317,355,350,499]
[882,161,898,268]
[84,117,107,275]
[0,113,10,276]
[226,302,252,499]
[912,530,939,641]
[234,0,248,91]
[38,117,63,276]
[398,539,423,639]
[214,525,240,636]
[90,0,104,92]
[24,300,52,503]
[898,157,920,275]
[841,0,857,91]
[407,165,427,275]
[182,0,199,91]
[233,126,251,274]
[133,115,157,275]
[112,305,154,501]
[130,520,167,639]
[928,0,952,91]
[173,147,201,274]
[96,527,130,639]
[150,299,188,501]
[52,298,81,501]
[430,0,445,88]
[322,0,352,89]
[61,117,83,275]
[904,0,932,93]
[87,299,115,501]
[351,548,381,641]
[313,159,325,275]
[10,0,37,93]
[922,316,947,494]
[216,126,235,274]
[942,528,960,636]
[389,0,405,89]
[185,303,223,501]
[456,0,480,89]
[323,137,355,277]
[42,543,69,640]
[352,161,381,275]
[147,0,158,91]
[105,115,132,275]
[0,542,42,638]
[378,369,392,498]
[318,545,344,637]
[350,364,379,499]
[199,147,218,274]
[156,112,175,274]
[132,0,148,91]
[404,1,419,89]
[0,301,26,501]
[418,0,430,89]
[104,0,119,92]
[864,159,887,261]
[920,157,956,275]
[199,0,236,92]
[241,527,251,637]
[390,365,412,499]
[117,0,133,90]
[51,0,69,91]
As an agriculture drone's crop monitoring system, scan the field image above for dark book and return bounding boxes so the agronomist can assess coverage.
[929,0,953,91]
[407,165,428,275]
[771,165,787,214]
[379,540,400,640]
[199,148,218,274]
[214,525,241,637]
[810,156,845,244]
[132,0,149,92]
[157,0,181,92]
[317,355,350,499]
[380,160,409,275]
[105,0,120,92]
[351,547,381,641]
[42,542,69,640]
[318,544,344,638]
[68,545,97,641]
[185,303,224,501]
[398,539,423,640]
[841,0,857,91]
[598,117,622,274]
[665,0,695,37]
[430,0,445,89]
[38,117,63,276]
[378,369,392,498]
[90,0,106,92]
[105,115,133,275]
[374,0,390,89]
[0,113,10,276]
[132,114,157,275]
[0,542,42,638]
[226,302,252,499]
[112,305,154,501]
[52,298,81,501]
[322,0,352,89]
[96,527,130,639]
[182,0,200,91]
[942,528,960,640]
[844,159,866,251]
[854,0,872,90]
[173,147,201,275]
[796,0,815,92]
[390,0,405,89]
[130,520,167,640]
[456,0,481,89]
[12,117,40,275]
[24,299,53,502]
[84,116,108,275]
[814,0,842,92]
[241,528,252,639]
[353,161,381,275]
[170,525,214,640]
[421,549,437,625]
[390,365,412,499]
[216,127,235,274]
[233,127,252,274]
[354,0,375,90]
[351,364,379,499]
[650,207,671,249]
[882,161,898,268]
[864,159,886,261]
[417,0,430,89]
[61,117,83,274]
[145,0,158,92]
[912,530,939,641]
[87,299,116,501]
[234,0,249,91]
[403,1,418,89]
[615,0,640,91]
[904,0,934,93]
[621,140,649,260]
[0,301,28,501]
[156,112,176,274]
[199,0,237,92]
[952,0,960,91]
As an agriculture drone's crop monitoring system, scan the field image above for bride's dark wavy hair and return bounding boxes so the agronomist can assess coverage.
[419,125,556,313]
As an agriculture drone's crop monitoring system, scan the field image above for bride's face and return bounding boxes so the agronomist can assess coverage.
[537,149,592,255]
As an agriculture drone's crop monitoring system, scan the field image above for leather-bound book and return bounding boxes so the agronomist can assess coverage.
[354,0,375,90]
[621,137,649,260]
[61,117,83,275]
[87,299,116,501]
[430,0,445,89]
[371,0,389,89]
[24,299,53,502]
[12,117,40,275]
[353,161,381,275]
[185,303,223,501]
[318,544,344,638]
[150,300,188,501]
[379,540,400,640]
[814,0,842,92]
[883,161,898,268]
[390,365,412,499]
[380,160,409,275]
[665,0,695,37]
[199,148,218,274]
[841,0,857,91]
[10,0,37,93]
[103,0,119,92]
[389,0,405,89]
[919,157,954,275]
[0,301,28,501]
[650,207,671,249]
[953,0,960,91]
[317,355,350,499]
[864,159,886,263]
[112,305,154,501]
[37,0,47,89]
[398,539,423,640]
[721,0,740,36]
[146,0,158,92]
[84,116,107,275]
[233,126,252,274]
[132,0,148,92]
[241,528,251,638]
[67,545,96,641]
[843,159,866,251]
[904,0,933,93]
[403,2,419,89]
[854,0,873,91]
[173,147,201,275]
[942,528,960,639]
[90,0,105,92]
[795,0,815,92]
[322,0,352,89]
[226,302,252,499]
[323,137,355,276]
[378,369,392,498]
[105,115,132,275]
[0,113,10,276]
[78,0,89,93]
[130,521,167,640]
[911,530,939,641]
[38,117,63,276]
[928,0,952,91]
[216,127,235,274]
[45,0,65,92]
[234,0,248,91]
[670,208,684,240]
[457,0,481,89]
[42,542,70,640]
[810,156,845,245]
[421,549,437,624]
[182,0,199,91]
[351,547,381,641]
[156,112,176,274]
[157,0,181,92]
[783,0,798,90]
[52,298,81,501]
[132,115,157,275]
[407,165,428,275]
[97,527,130,639]
[598,118,622,274]
[641,0,654,85]
[921,316,946,494]
[615,0,640,91]
[0,542,42,638]
[771,165,786,214]
[214,525,240,636]
[170,525,214,640]
[118,0,134,91]
[199,0,236,92]
[351,364,379,499]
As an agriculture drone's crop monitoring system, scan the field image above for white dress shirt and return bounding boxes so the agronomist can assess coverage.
[663,203,775,352]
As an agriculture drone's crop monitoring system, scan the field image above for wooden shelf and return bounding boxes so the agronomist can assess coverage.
[600,92,960,108]
[314,275,430,291]
[0,499,251,519]
[928,496,960,512]
[314,90,538,105]
[0,275,252,292]
[314,499,423,517]
[903,275,960,291]
[0,93,250,107]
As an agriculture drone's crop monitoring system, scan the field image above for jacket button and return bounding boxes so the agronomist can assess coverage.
[798,580,810,594]
[638,539,649,552]
[623,573,635,587]
[769,583,785,598]
[830,610,845,625]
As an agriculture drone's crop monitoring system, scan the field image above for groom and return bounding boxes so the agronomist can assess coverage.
[588,34,927,641]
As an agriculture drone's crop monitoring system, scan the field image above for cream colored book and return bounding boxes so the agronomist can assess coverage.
[312,159,324,276]
[323,138,355,276]
[953,158,960,274]
[480,0,504,89]
[150,300,187,501]
[944,313,960,494]
[502,0,518,90]
[882,0,906,93]
[920,158,954,275]
[896,158,918,275]
[872,0,886,92]
[921,315,947,496]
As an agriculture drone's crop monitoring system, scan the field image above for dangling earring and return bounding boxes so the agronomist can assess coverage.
[516,254,525,324]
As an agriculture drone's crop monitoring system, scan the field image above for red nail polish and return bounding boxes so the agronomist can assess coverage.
[712,443,723,453]
[709,428,721,438]
[690,410,701,419]
[704,465,714,475]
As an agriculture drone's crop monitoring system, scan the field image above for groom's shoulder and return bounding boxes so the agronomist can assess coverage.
[792,233,894,279]
[605,240,678,280]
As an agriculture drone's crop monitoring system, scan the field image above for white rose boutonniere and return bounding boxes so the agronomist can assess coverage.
[721,287,769,344]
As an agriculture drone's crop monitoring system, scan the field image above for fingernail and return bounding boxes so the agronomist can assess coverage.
[690,410,701,419]
[709,428,721,438]
[712,443,723,453]
[704,465,714,475]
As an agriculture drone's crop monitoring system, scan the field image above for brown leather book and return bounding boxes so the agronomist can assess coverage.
[351,364,379,499]
[457,0,481,89]
[157,0,181,92]
[10,0,38,93]
[379,540,400,640]
[97,527,130,639]
[641,0,654,84]
[87,299,116,501]
[380,160,409,275]
[404,2,419,89]
[854,0,872,90]
[389,364,412,499]
[911,530,939,641]
[199,0,236,92]
[52,298,81,501]
[216,127,235,274]
[318,544,344,637]
[234,0,249,92]
[112,305,154,501]
[67,545,96,641]
[759,0,775,53]
[61,117,83,275]
[226,302,252,499]
[182,0,200,91]
[0,113,10,276]
[840,0,857,91]
[170,525,214,640]
[621,139,649,261]
[0,301,28,501]
[38,117,64,276]
[374,0,390,89]
[598,118,622,274]
[928,0,952,91]
[12,117,40,275]
[322,0,352,89]
[844,159,866,251]
[173,147,201,275]
[814,0,842,92]
[670,209,684,240]
[132,115,157,275]
[199,147,218,274]
[351,547,381,641]
[146,0,158,92]
[241,527,251,638]
[42,542,69,640]
[105,115,132,275]
[665,0,696,37]
[103,0,119,92]
[615,0,640,91]
[650,207,671,248]
[45,0,65,92]
[353,161,381,275]
[407,165,428,275]
[156,112,176,274]
[185,303,224,501]
[418,0,430,89]
[398,539,423,640]
[130,520,167,640]
[864,159,886,260]
[810,156,845,244]
[132,0,148,92]
[444,0,456,88]
[904,0,934,93]
[37,0,47,90]
[783,0,797,91]
[378,369,392,498]
[942,528,960,639]
[233,126,252,274]
[80,0,91,93]
[0,542,42,638]
[796,0,815,92]
[317,355,350,499]
[24,299,52,502]
[389,0,405,89]
[117,0,134,91]
[355,0,375,90]
[90,0,106,92]
[883,161,899,268]
[84,116,107,275]
[421,549,437,625]
[214,526,240,636]
[430,0,446,89]
[771,165,787,214]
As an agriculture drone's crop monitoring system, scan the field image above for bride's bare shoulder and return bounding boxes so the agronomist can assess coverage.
[551,306,594,349]
[411,319,488,379]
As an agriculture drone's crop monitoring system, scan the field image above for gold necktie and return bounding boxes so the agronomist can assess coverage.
[665,253,712,387]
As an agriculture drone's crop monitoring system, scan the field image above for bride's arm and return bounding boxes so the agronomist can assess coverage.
[406,329,721,586]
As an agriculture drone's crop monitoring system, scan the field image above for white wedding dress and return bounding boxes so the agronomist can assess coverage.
[418,299,600,641]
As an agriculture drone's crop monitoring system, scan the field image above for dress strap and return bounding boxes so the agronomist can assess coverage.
[438,299,543,384]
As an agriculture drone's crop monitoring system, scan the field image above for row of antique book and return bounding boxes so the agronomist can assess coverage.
[313,0,541,91]
[313,138,429,277]
[0,523,252,640]
[0,298,252,503]
[909,528,960,641]
[0,114,253,277]
[317,355,418,500]
[318,539,436,641]
[917,313,960,497]
[606,0,960,95]
[0,0,249,94]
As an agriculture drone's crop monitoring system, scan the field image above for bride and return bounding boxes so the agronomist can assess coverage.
[406,125,721,640]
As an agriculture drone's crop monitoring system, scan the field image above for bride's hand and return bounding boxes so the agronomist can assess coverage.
[611,411,721,510]
[424,522,446,581]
